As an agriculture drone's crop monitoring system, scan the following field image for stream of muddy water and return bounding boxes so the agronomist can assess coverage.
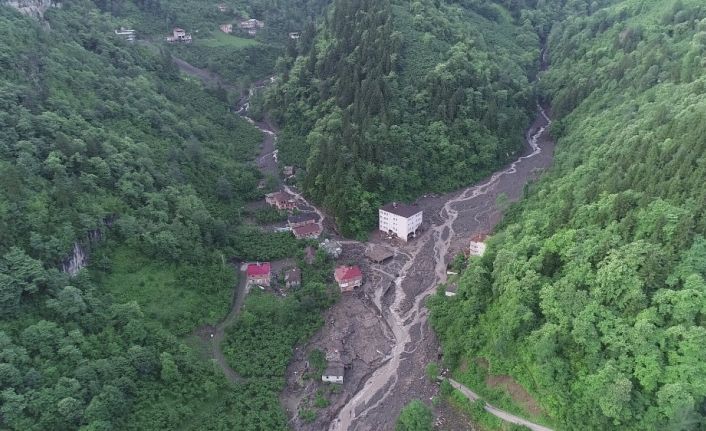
[330,107,553,430]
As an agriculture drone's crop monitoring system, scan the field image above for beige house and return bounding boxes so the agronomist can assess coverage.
[220,24,233,34]
[239,18,264,35]
[265,190,296,210]
[167,28,192,43]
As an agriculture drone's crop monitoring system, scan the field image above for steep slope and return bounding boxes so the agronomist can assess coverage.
[269,0,541,237]
[430,1,706,429]
[0,2,304,430]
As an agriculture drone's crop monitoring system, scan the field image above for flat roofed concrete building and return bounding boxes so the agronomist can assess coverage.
[469,233,488,256]
[379,202,423,242]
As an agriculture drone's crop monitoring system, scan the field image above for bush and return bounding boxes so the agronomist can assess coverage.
[396,400,433,431]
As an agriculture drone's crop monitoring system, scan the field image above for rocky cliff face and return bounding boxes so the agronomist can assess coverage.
[4,0,60,19]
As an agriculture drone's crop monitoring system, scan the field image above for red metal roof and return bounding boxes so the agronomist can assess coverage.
[335,266,362,282]
[247,262,271,277]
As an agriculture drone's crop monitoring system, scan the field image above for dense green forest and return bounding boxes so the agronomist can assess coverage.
[430,0,706,429]
[0,1,332,429]
[269,0,543,237]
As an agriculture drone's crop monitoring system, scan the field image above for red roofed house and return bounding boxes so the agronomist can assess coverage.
[469,233,488,257]
[266,190,296,211]
[293,223,322,239]
[334,266,363,292]
[246,262,271,287]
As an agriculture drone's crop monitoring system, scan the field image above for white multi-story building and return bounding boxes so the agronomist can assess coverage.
[379,202,423,242]
[469,233,488,256]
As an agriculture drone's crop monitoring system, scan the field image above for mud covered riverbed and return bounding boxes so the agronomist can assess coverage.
[282,108,555,431]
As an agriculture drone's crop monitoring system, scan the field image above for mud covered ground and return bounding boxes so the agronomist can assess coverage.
[281,109,555,431]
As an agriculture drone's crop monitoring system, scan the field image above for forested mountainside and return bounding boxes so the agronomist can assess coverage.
[94,0,330,87]
[0,2,332,429]
[269,0,545,237]
[430,0,706,429]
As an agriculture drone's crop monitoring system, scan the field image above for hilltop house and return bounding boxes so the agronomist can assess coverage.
[334,266,363,293]
[167,28,192,43]
[246,262,271,287]
[293,223,322,240]
[284,267,301,289]
[114,27,136,42]
[469,233,488,257]
[379,202,423,242]
[289,32,301,40]
[239,18,264,35]
[217,3,228,12]
[219,24,233,34]
[265,190,296,210]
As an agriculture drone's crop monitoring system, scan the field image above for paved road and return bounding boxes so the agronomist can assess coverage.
[448,379,554,431]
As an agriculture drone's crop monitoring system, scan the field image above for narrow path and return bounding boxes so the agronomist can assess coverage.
[448,379,554,431]
[193,264,248,384]
[171,57,268,384]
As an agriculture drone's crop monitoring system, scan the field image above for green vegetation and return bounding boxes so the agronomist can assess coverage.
[0,1,326,429]
[396,399,433,431]
[91,245,233,336]
[430,1,706,430]
[95,0,330,89]
[269,0,541,237]
[223,256,336,378]
[198,31,260,49]
[253,206,289,224]
[308,348,327,377]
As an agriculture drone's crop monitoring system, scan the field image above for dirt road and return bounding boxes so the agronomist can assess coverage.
[448,379,554,431]
[193,262,248,383]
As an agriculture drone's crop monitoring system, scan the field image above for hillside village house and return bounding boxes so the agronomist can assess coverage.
[219,24,233,34]
[265,190,296,210]
[288,32,301,40]
[167,28,192,43]
[239,18,264,35]
[283,165,295,177]
[246,262,271,287]
[284,267,301,289]
[114,27,136,42]
[379,202,423,242]
[322,360,344,384]
[334,265,363,292]
[288,213,318,229]
[293,223,322,240]
[469,233,488,256]
[217,3,227,12]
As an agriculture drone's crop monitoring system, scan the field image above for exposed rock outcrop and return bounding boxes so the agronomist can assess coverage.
[3,0,60,19]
